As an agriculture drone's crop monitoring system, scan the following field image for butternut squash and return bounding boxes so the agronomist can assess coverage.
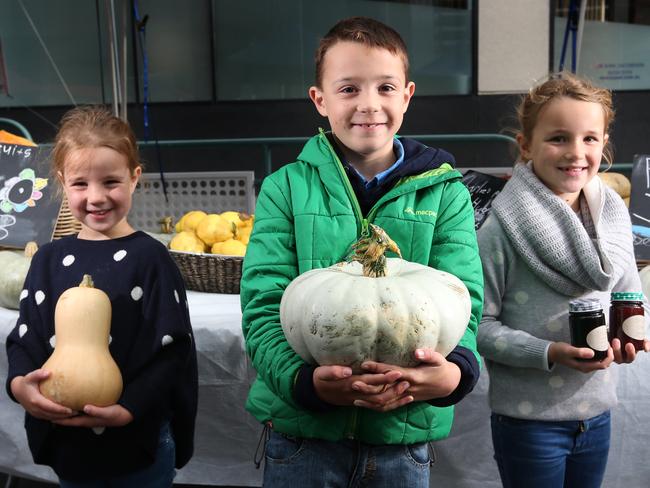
[40,275,122,410]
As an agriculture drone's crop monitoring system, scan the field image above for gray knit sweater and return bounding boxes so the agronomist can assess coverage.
[477,163,643,421]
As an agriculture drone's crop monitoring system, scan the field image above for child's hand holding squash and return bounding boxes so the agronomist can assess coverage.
[10,369,75,421]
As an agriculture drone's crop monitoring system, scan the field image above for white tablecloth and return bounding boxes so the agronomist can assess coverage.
[2,293,650,487]
[0,292,263,487]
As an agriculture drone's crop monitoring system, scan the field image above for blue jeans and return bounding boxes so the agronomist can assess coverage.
[491,411,611,488]
[262,431,432,488]
[58,423,176,488]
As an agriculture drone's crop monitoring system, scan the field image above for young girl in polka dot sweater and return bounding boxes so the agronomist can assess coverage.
[5,107,198,486]
[477,73,649,488]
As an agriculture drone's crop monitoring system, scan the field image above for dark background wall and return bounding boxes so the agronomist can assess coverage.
[2,87,649,189]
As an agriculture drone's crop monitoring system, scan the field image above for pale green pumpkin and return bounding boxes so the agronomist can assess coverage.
[0,242,38,309]
[280,225,471,373]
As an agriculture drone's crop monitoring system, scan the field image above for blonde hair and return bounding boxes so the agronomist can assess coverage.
[314,16,409,88]
[516,72,615,165]
[52,106,141,180]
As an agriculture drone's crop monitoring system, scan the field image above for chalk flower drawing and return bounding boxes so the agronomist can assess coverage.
[0,168,48,213]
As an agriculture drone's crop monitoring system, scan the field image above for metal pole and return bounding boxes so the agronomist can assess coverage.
[105,0,121,117]
[575,0,588,71]
[263,145,272,177]
[120,0,128,121]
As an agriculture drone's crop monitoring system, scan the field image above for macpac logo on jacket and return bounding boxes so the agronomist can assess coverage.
[404,207,437,219]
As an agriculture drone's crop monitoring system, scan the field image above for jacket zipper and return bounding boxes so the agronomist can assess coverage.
[319,129,370,238]
[318,130,428,439]
[319,130,363,438]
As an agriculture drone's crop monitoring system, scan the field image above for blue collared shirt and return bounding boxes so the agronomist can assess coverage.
[346,138,405,190]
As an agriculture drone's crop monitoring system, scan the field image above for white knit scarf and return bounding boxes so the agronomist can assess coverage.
[491,162,633,296]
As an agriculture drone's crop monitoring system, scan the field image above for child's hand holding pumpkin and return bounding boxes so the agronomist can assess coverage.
[352,349,461,412]
[313,364,406,408]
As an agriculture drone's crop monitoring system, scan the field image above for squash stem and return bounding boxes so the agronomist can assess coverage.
[79,274,94,288]
[24,241,38,258]
[349,224,402,278]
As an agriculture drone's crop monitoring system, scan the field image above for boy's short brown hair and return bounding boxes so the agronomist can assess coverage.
[314,16,410,88]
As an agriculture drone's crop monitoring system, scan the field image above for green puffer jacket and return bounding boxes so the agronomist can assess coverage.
[241,132,483,444]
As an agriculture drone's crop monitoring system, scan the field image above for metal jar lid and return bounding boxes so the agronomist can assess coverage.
[611,291,644,302]
[569,298,603,313]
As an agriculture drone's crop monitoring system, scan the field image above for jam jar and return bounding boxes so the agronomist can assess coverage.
[609,292,646,353]
[569,298,608,361]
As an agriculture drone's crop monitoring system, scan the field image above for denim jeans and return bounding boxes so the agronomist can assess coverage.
[491,410,611,488]
[58,423,176,488]
[262,430,433,488]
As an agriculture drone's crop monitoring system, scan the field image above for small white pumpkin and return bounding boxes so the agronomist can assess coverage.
[280,225,471,373]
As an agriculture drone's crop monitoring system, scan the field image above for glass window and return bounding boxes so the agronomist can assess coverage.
[1,0,472,107]
[213,0,473,100]
[0,0,103,107]
[135,0,212,102]
[554,0,650,90]
[0,0,212,108]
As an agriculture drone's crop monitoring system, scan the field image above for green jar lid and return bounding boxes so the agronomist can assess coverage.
[611,291,644,301]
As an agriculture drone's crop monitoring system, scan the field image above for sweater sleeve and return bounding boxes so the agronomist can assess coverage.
[427,345,480,407]
[118,248,197,421]
[240,174,305,407]
[5,247,55,401]
[476,216,553,371]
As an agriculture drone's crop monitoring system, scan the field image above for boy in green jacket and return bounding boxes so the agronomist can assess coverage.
[241,16,483,487]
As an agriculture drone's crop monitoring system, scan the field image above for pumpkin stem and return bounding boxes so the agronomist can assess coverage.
[79,274,95,288]
[348,224,402,277]
[159,216,173,234]
[24,241,38,258]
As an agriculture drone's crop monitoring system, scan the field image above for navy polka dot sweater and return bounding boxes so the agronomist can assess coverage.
[5,232,198,481]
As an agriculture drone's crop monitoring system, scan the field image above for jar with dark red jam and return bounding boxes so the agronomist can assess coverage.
[609,292,645,353]
[569,298,608,361]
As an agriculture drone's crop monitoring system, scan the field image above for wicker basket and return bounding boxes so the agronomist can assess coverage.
[52,196,82,239]
[169,250,243,294]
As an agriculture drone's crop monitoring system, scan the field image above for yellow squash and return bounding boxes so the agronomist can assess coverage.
[169,230,207,253]
[195,214,235,246]
[211,238,247,256]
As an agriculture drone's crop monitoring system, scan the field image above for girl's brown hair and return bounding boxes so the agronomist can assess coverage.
[517,72,615,165]
[314,16,409,88]
[52,106,141,179]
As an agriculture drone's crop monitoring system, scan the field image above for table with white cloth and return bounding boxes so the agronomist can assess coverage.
[1,292,650,487]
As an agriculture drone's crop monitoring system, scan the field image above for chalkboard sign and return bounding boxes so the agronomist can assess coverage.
[629,154,650,262]
[0,143,62,248]
[462,170,508,230]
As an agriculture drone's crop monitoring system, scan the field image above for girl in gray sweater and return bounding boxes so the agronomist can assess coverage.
[477,73,649,488]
